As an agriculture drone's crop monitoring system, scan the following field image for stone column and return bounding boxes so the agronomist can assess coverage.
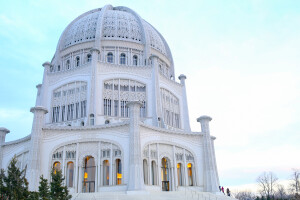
[197,116,220,193]
[178,74,191,132]
[0,128,10,168]
[27,106,48,191]
[126,101,145,193]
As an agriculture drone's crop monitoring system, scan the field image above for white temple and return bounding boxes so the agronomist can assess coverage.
[0,5,222,197]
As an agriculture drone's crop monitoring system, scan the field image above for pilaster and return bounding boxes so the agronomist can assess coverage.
[197,115,220,193]
[150,55,162,127]
[126,101,145,192]
[89,48,100,125]
[27,106,48,191]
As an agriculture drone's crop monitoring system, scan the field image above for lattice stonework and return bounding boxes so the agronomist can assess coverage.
[103,79,146,118]
[102,10,142,43]
[160,88,181,129]
[51,81,88,123]
[62,11,99,49]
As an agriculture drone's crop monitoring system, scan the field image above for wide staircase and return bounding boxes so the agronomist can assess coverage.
[71,190,235,200]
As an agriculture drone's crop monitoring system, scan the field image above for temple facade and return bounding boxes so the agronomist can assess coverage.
[0,5,220,194]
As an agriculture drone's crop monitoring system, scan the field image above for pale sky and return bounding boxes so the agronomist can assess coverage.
[0,0,299,190]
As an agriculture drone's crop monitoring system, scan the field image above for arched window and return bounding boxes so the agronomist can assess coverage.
[187,163,193,186]
[82,156,96,193]
[66,60,70,70]
[87,54,92,63]
[57,65,61,71]
[76,56,80,67]
[115,159,122,185]
[133,55,138,66]
[67,162,74,187]
[143,159,148,184]
[53,161,61,174]
[151,161,157,185]
[107,52,113,63]
[103,160,110,185]
[177,163,183,186]
[50,66,54,72]
[120,53,126,65]
[89,114,94,126]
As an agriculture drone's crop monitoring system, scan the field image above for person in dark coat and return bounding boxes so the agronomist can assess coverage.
[226,188,231,196]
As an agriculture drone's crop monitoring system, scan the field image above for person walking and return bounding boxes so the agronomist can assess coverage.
[226,188,231,196]
[221,186,225,194]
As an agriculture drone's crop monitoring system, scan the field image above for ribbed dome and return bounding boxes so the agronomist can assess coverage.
[56,5,173,66]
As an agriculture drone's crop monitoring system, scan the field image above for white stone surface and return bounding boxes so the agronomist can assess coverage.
[0,4,223,197]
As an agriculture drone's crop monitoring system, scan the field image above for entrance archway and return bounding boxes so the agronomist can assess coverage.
[82,156,95,193]
[161,157,170,191]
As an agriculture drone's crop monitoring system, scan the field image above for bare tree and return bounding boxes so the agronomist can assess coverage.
[289,169,300,196]
[256,171,278,198]
[234,190,257,200]
[275,184,287,200]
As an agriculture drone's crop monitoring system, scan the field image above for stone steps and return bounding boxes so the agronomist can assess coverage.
[71,191,235,200]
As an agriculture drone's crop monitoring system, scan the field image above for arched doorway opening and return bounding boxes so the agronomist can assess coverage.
[82,156,96,193]
[161,157,170,191]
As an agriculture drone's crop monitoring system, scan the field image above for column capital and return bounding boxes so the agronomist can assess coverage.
[90,48,100,54]
[178,74,187,80]
[178,74,187,85]
[0,127,10,134]
[36,84,42,89]
[197,115,212,122]
[42,61,51,68]
[30,106,48,114]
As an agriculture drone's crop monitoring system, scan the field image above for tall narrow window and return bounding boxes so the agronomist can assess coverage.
[143,159,148,184]
[67,162,74,187]
[140,101,146,118]
[76,56,80,67]
[151,161,156,185]
[120,53,126,65]
[121,101,129,117]
[81,100,86,117]
[177,163,183,186]
[133,55,138,66]
[90,114,94,125]
[87,54,92,63]
[61,106,65,121]
[75,102,79,119]
[104,99,112,116]
[57,65,61,71]
[103,160,110,185]
[107,52,113,63]
[53,162,61,174]
[114,100,118,117]
[115,159,122,185]
[187,163,193,186]
[82,156,95,193]
[66,60,70,70]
